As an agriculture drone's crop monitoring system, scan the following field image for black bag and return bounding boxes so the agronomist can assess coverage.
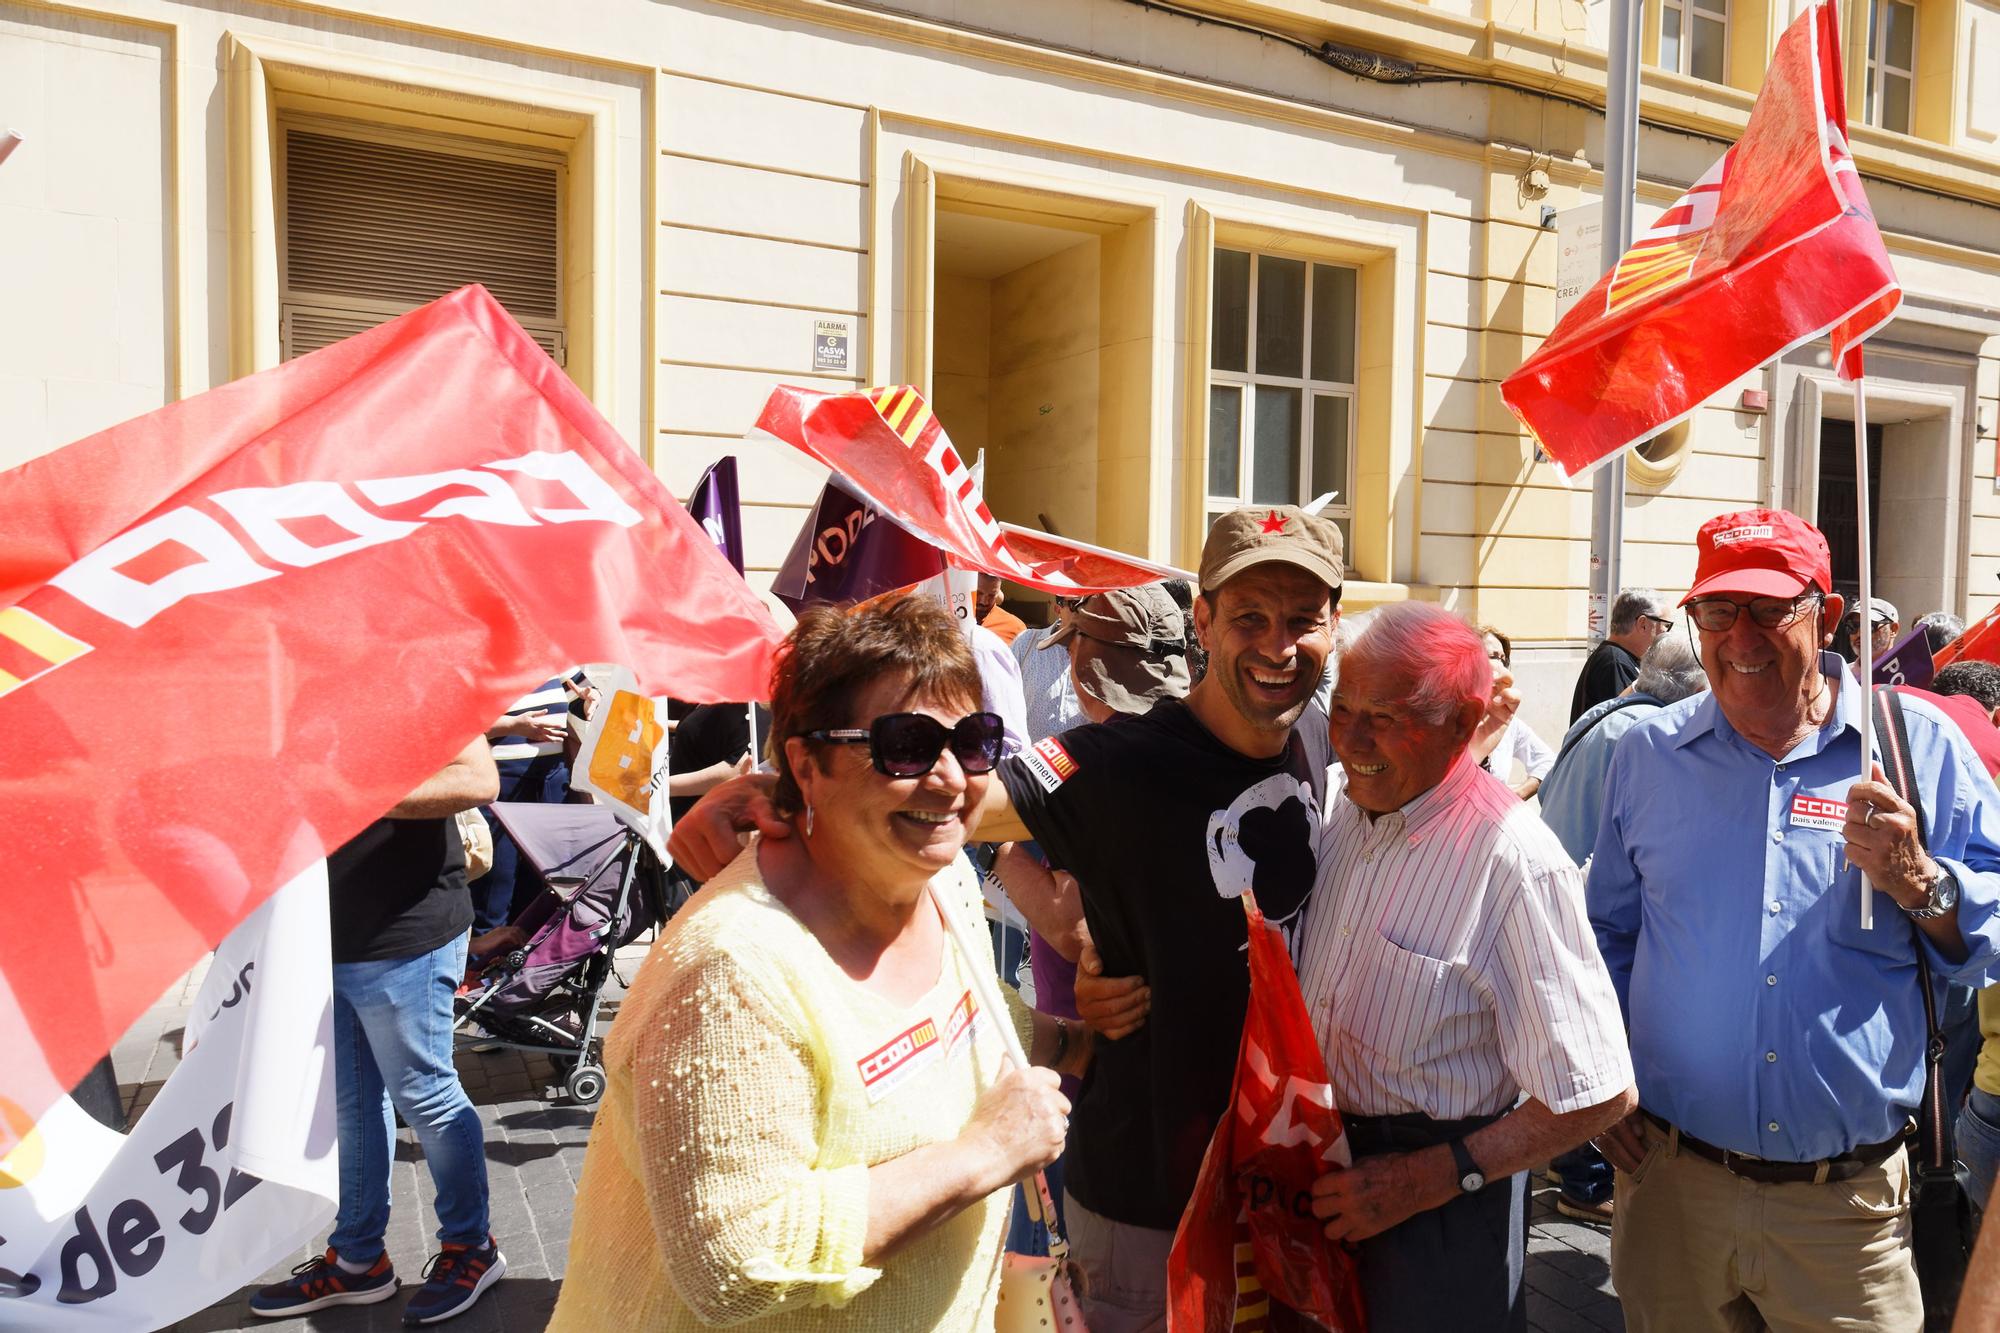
[1875,686,1975,1330]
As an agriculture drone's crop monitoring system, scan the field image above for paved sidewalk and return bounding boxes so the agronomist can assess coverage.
[119,944,1623,1331]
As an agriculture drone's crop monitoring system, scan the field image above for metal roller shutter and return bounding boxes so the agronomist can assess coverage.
[279,125,565,363]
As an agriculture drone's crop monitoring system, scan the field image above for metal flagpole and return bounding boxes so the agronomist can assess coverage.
[1591,0,1642,637]
[1855,377,1877,930]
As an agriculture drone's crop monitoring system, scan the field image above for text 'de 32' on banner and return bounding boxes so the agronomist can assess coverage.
[0,863,336,1329]
[0,285,783,1142]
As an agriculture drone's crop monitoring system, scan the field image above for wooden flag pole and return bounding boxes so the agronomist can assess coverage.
[1856,375,1877,931]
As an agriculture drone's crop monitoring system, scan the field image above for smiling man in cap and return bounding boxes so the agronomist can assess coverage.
[1587,506,2000,1332]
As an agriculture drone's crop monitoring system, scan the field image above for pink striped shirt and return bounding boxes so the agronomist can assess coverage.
[1297,753,1632,1119]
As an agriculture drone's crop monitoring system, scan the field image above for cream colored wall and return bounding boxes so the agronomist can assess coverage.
[931,271,991,464]
[986,239,1102,543]
[7,0,1998,717]
[0,5,172,469]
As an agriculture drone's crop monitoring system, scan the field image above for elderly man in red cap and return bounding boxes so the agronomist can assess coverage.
[1587,507,2000,1332]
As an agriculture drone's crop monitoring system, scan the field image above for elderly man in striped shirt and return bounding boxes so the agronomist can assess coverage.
[1301,603,1635,1332]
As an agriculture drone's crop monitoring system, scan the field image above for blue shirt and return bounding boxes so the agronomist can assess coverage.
[1587,652,2000,1160]
[1540,695,1666,865]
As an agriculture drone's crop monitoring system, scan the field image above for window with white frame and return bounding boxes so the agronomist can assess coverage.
[1866,0,1916,134]
[1206,249,1357,552]
[1660,0,1729,82]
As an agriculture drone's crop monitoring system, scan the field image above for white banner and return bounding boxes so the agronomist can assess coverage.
[0,862,337,1328]
[572,665,673,862]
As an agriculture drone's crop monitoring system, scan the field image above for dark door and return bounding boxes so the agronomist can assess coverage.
[1817,419,1884,604]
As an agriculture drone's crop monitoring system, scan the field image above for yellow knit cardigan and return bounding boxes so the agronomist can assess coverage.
[547,841,1033,1330]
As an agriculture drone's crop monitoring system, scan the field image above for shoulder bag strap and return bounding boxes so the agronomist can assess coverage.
[925,878,1072,1251]
[1873,686,1951,1172]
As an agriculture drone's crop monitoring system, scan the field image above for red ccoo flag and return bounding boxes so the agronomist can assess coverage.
[752,383,1193,593]
[1501,0,1900,478]
[0,285,782,1139]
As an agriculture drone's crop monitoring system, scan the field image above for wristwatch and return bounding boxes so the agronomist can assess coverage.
[1448,1137,1486,1194]
[1905,866,1961,921]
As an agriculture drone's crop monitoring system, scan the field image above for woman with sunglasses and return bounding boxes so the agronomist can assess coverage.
[551,594,1082,1331]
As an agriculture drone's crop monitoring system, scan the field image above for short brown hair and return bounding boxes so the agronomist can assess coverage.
[767,594,983,815]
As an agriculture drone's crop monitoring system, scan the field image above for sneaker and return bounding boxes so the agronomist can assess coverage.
[1556,1191,1615,1224]
[249,1248,398,1317]
[402,1236,506,1325]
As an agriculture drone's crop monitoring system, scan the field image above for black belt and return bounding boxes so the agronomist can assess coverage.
[1640,1110,1906,1185]
[1343,1110,1505,1156]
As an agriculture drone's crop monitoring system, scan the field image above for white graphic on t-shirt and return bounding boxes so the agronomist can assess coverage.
[1206,774,1316,902]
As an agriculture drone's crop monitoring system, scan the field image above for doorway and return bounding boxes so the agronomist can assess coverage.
[1815,418,1883,604]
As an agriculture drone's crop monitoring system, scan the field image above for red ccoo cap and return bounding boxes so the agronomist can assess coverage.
[1680,508,1833,604]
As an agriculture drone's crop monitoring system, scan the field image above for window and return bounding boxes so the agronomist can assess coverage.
[1660,0,1729,82]
[278,123,565,363]
[1206,249,1357,550]
[1866,0,1916,134]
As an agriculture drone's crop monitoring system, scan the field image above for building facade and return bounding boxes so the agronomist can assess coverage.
[5,0,1999,730]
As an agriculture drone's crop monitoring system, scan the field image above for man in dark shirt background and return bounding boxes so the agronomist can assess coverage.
[1569,588,1672,722]
[253,736,506,1326]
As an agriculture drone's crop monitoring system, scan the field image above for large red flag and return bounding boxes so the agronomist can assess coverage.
[1168,894,1367,1333]
[0,285,781,1134]
[752,383,1193,593]
[1500,0,1900,478]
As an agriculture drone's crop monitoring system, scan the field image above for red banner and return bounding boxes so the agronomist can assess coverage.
[0,285,781,1132]
[1936,604,2000,671]
[752,384,1192,594]
[1168,893,1366,1333]
[1500,0,1900,478]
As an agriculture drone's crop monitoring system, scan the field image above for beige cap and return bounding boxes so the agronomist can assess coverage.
[1198,506,1344,593]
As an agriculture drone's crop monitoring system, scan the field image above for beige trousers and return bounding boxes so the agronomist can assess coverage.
[1611,1116,1923,1333]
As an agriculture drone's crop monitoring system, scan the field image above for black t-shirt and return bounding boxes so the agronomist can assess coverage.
[669,702,770,824]
[327,817,472,963]
[1569,639,1640,723]
[997,698,1323,1230]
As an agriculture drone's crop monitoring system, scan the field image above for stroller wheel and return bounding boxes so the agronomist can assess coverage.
[566,1063,607,1106]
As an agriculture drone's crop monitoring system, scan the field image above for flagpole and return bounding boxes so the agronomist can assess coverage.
[1590,0,1642,638]
[1855,376,1877,930]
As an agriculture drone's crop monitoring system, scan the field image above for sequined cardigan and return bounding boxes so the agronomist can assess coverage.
[548,843,1033,1330]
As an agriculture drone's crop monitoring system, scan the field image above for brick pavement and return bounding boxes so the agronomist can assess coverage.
[118,944,1622,1331]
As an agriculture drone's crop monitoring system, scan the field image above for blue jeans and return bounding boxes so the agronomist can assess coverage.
[1553,1142,1613,1204]
[1958,1088,2000,1216]
[330,935,490,1260]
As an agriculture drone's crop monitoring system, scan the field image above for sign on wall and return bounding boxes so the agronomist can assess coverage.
[814,319,852,374]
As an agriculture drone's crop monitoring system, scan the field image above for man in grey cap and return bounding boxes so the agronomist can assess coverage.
[1040,583,1193,720]
[1837,595,1900,663]
[667,507,1344,1331]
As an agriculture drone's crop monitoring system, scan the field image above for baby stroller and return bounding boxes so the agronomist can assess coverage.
[454,802,677,1104]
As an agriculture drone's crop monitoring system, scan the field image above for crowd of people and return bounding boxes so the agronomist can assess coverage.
[237,500,2000,1331]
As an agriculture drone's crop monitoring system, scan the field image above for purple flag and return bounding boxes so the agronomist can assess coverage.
[687,456,745,574]
[1873,623,1936,689]
[772,476,944,612]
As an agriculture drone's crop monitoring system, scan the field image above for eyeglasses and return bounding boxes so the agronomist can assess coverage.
[805,711,1005,778]
[1641,614,1675,631]
[1685,594,1822,632]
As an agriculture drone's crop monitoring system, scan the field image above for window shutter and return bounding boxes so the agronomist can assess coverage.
[279,126,563,361]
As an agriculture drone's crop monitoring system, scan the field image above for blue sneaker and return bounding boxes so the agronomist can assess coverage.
[402,1236,505,1324]
[250,1248,398,1317]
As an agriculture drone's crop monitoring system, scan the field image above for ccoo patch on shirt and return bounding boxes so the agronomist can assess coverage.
[1024,736,1078,793]
[1789,794,1846,832]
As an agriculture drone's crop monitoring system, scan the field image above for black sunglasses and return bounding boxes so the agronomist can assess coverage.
[806,711,1005,778]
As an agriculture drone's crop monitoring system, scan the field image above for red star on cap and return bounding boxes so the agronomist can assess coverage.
[1259,510,1288,534]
